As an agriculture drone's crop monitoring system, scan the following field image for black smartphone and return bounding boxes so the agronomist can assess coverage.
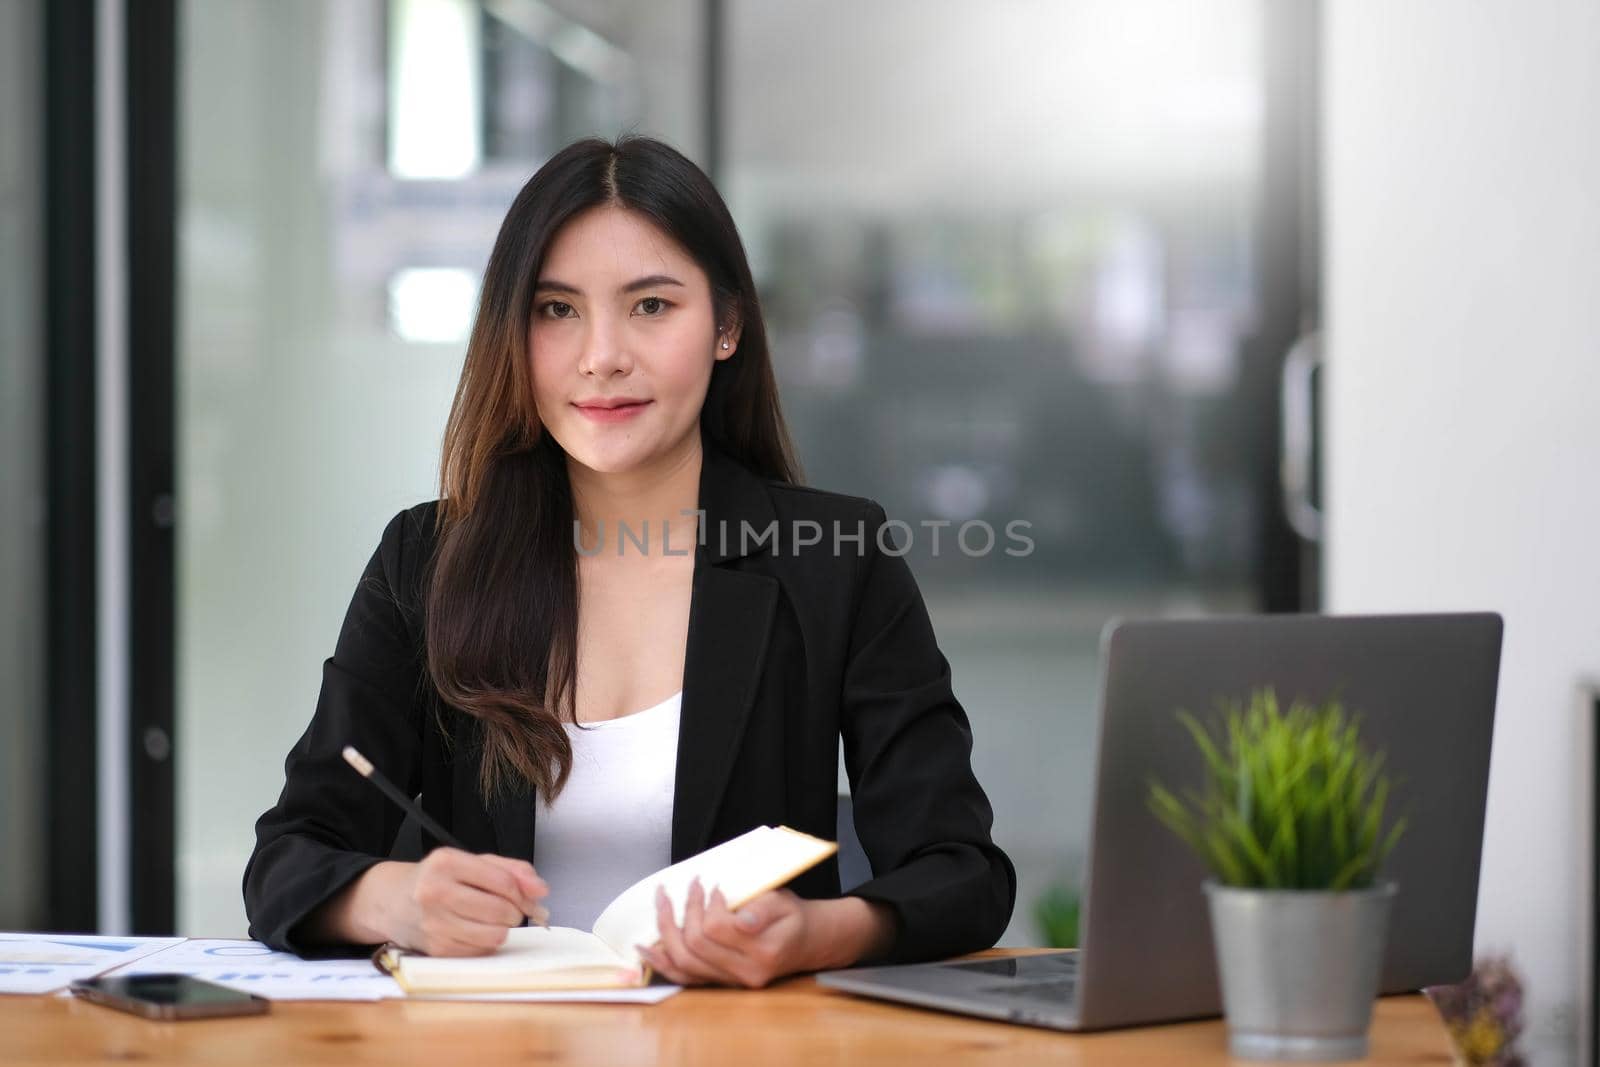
[69,974,270,1020]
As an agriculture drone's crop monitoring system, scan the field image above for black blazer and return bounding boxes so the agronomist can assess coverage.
[243,435,1016,964]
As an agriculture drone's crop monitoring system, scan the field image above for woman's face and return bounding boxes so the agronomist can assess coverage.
[528,203,737,475]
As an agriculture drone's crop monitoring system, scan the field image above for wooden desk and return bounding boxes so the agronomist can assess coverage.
[0,956,1455,1066]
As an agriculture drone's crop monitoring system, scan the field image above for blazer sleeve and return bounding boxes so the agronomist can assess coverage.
[838,500,1018,964]
[241,507,429,953]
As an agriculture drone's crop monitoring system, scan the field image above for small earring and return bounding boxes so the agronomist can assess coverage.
[721,341,730,350]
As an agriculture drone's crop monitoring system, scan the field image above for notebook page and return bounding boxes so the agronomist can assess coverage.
[397,925,630,987]
[591,826,837,964]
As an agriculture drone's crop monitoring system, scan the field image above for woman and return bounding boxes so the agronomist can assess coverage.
[243,134,1014,988]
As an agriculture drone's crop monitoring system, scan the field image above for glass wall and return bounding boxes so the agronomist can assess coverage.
[0,0,47,930]
[177,0,704,936]
[721,0,1265,944]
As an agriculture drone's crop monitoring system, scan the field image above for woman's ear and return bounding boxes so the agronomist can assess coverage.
[716,319,743,360]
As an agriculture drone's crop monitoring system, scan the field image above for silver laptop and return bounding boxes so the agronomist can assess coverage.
[818,612,1503,1031]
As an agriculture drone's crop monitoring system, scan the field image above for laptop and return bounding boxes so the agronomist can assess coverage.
[818,612,1503,1031]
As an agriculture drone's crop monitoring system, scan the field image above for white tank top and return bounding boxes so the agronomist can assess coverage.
[532,690,682,932]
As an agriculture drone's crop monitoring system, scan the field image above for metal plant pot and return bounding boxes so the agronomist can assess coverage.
[1204,880,1397,1062]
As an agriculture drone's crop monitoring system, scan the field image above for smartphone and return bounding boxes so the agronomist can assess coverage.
[70,974,270,1020]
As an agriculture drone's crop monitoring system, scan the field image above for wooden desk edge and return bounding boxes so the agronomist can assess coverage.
[0,949,1457,1067]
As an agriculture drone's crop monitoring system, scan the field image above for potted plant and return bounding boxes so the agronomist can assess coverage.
[1148,689,1407,1061]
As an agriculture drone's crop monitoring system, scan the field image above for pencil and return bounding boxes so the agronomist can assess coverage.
[341,745,547,928]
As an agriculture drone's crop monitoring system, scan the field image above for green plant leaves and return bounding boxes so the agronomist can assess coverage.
[1033,881,1081,949]
[1145,688,1406,891]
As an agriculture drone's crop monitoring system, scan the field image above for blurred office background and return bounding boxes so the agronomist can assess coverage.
[2,1,1595,1061]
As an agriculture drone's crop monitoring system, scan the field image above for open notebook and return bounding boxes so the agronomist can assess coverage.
[375,825,838,993]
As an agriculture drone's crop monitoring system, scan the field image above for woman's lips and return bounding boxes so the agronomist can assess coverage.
[573,400,652,423]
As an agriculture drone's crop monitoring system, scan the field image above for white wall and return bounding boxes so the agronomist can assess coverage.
[1323,0,1600,1052]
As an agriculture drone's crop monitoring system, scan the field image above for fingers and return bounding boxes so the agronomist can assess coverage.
[651,881,713,980]
[651,880,777,988]
[684,882,754,977]
[697,887,755,951]
[638,886,694,985]
[713,888,795,986]
[726,890,787,937]
[406,849,546,953]
[476,853,550,905]
[636,943,690,985]
[694,888,780,987]
[406,882,512,955]
[410,887,513,952]
[429,849,549,922]
[652,881,743,986]
[449,852,539,907]
[444,883,526,929]
[473,854,551,924]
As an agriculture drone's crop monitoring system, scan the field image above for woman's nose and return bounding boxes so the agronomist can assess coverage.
[576,317,634,377]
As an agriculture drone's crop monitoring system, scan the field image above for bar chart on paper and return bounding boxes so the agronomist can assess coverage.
[0,934,185,994]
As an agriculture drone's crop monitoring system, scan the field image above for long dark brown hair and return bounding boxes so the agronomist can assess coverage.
[427,134,799,804]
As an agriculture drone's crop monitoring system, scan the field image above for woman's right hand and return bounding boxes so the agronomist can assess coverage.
[387,848,550,955]
[315,849,549,956]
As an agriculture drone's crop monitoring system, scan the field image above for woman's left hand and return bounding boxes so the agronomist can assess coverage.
[639,880,819,989]
[641,878,898,989]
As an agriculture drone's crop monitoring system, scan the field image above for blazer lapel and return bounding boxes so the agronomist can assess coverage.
[671,434,781,860]
[672,565,777,860]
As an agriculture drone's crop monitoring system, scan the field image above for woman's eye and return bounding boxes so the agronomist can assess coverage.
[539,298,667,319]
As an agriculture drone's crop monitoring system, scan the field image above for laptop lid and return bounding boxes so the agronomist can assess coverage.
[1074,612,1502,1030]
